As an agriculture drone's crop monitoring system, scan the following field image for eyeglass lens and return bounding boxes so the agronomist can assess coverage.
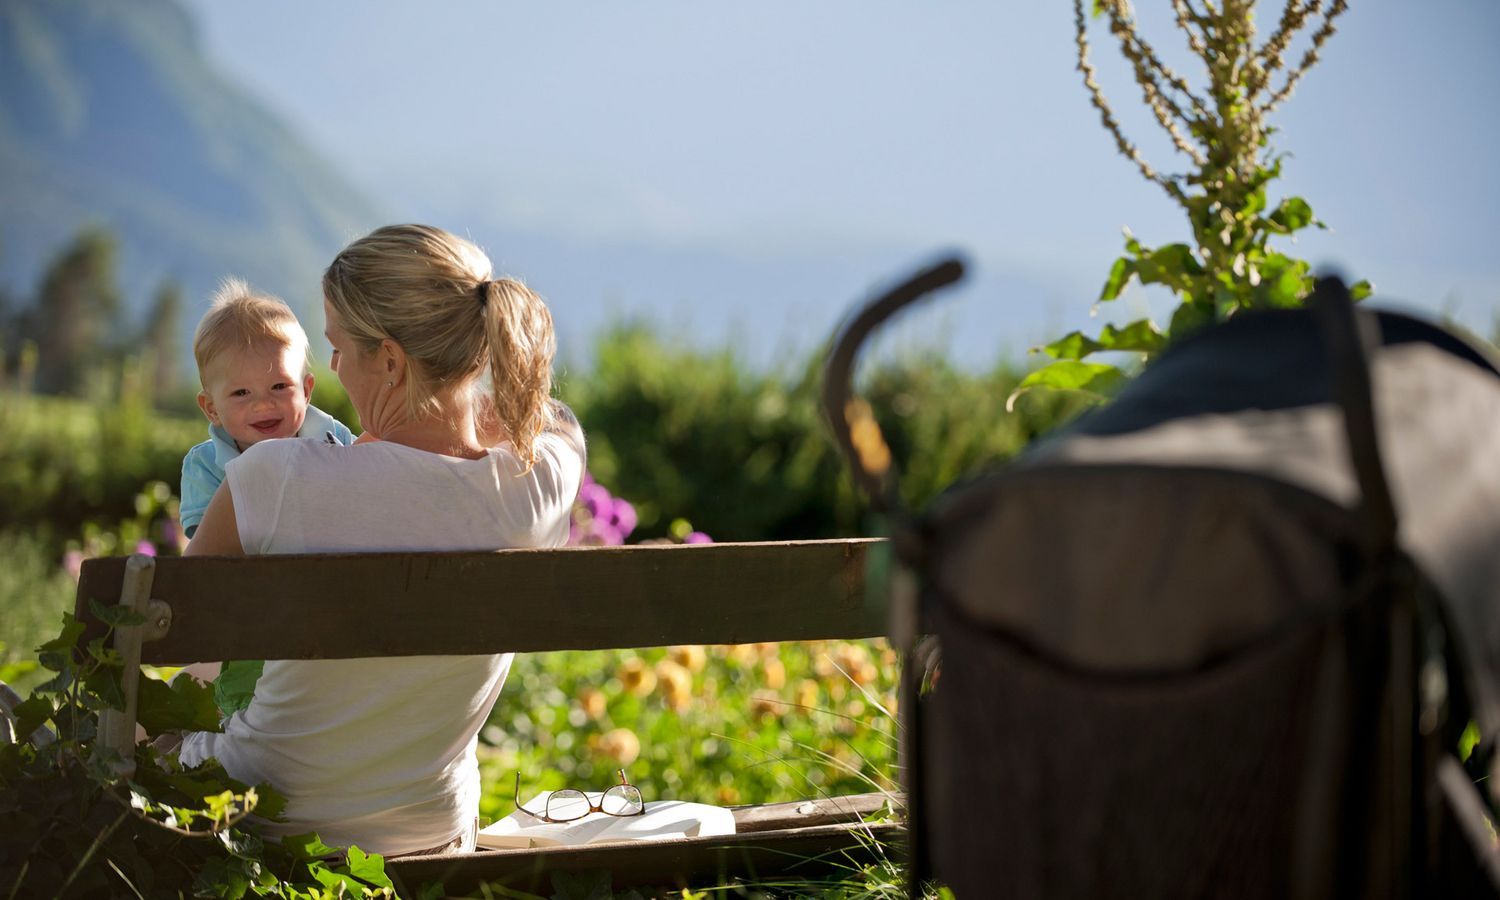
[544,784,645,821]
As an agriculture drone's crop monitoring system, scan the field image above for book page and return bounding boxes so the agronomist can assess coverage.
[478,792,735,850]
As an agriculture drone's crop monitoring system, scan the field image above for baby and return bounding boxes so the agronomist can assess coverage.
[181,278,355,715]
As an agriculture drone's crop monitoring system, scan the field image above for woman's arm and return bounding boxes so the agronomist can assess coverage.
[184,482,244,557]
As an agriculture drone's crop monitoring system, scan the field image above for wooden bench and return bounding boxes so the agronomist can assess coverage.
[74,538,905,896]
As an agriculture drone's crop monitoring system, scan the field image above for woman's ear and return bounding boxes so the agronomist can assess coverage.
[380,338,407,385]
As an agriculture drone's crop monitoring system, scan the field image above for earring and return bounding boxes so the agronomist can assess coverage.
[387,381,394,387]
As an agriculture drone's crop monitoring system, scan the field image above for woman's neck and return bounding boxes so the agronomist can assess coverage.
[374,391,487,459]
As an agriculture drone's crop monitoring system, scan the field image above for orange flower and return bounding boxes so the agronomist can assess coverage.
[795,679,820,710]
[579,688,606,721]
[597,727,641,766]
[762,658,786,691]
[727,644,760,667]
[656,660,693,711]
[717,785,741,806]
[670,645,707,673]
[617,657,656,696]
[750,691,784,721]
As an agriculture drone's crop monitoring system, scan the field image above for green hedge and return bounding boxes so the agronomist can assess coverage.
[563,325,1083,540]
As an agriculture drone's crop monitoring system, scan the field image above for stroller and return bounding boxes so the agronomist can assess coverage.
[823,262,1500,898]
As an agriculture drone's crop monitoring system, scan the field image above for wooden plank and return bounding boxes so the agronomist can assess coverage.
[731,791,899,833]
[75,540,886,665]
[385,822,906,896]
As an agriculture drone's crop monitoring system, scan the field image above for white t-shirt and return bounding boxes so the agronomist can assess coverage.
[178,431,583,855]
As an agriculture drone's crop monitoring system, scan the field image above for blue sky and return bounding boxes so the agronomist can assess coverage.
[188,1,1500,367]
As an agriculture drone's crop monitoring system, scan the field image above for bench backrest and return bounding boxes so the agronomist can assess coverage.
[75,539,885,665]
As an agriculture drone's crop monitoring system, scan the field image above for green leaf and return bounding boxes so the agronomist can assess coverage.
[1134,243,1204,291]
[1096,319,1166,354]
[417,883,447,900]
[1090,0,1107,17]
[1168,302,1215,339]
[1267,196,1316,233]
[1040,331,1104,360]
[36,614,86,655]
[83,665,126,711]
[1099,257,1134,301]
[1349,279,1373,301]
[88,598,147,629]
[11,695,53,742]
[283,831,343,862]
[1006,361,1125,412]
[136,673,221,736]
[250,782,288,822]
[344,847,394,889]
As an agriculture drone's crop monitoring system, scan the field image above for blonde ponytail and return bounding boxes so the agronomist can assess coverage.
[323,224,559,466]
[479,278,556,466]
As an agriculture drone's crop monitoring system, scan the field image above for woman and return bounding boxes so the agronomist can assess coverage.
[181,224,585,856]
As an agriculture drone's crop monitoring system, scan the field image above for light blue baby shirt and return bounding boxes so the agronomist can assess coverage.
[180,404,355,537]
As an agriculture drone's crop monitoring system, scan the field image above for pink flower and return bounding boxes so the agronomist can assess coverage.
[579,483,612,519]
[62,550,85,583]
[135,540,157,557]
[684,532,713,544]
[609,498,638,539]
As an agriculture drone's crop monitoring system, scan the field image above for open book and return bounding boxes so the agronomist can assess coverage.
[478,791,736,850]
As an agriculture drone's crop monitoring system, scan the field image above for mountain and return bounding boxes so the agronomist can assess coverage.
[0,0,382,348]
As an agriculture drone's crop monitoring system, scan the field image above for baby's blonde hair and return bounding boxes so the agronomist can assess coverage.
[322,224,556,466]
[192,278,309,387]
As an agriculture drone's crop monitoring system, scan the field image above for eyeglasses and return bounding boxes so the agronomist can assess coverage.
[513,769,646,823]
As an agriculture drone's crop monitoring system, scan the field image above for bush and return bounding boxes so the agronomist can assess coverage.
[563,325,1082,541]
[0,386,200,540]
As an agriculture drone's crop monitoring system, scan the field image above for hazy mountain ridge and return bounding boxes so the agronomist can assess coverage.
[0,0,382,340]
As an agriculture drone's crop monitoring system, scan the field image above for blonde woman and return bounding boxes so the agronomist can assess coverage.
[181,225,585,856]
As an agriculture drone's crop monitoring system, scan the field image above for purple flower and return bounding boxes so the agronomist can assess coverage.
[578,483,612,519]
[578,522,624,547]
[135,540,157,557]
[684,532,713,544]
[609,498,638,539]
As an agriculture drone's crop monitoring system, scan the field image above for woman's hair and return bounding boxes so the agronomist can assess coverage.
[322,224,556,465]
[193,278,309,387]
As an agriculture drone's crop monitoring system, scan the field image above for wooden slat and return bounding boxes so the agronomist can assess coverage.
[385,822,906,896]
[731,791,899,833]
[75,540,886,665]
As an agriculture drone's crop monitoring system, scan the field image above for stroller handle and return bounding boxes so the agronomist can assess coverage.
[821,256,967,518]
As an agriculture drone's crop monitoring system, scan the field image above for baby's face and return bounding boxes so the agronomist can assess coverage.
[197,341,314,450]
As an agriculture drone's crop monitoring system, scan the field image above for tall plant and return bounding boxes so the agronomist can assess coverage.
[1017,0,1369,403]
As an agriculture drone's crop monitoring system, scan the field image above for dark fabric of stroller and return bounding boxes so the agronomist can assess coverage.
[909,305,1500,897]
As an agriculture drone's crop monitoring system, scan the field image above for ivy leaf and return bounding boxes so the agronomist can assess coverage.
[344,846,394,889]
[11,695,54,743]
[250,781,288,822]
[1099,257,1134,302]
[36,614,86,656]
[1267,196,1317,233]
[283,831,343,862]
[1006,361,1125,412]
[137,673,221,737]
[1349,279,1373,301]
[88,598,147,629]
[1040,331,1104,360]
[1097,319,1165,354]
[83,665,125,712]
